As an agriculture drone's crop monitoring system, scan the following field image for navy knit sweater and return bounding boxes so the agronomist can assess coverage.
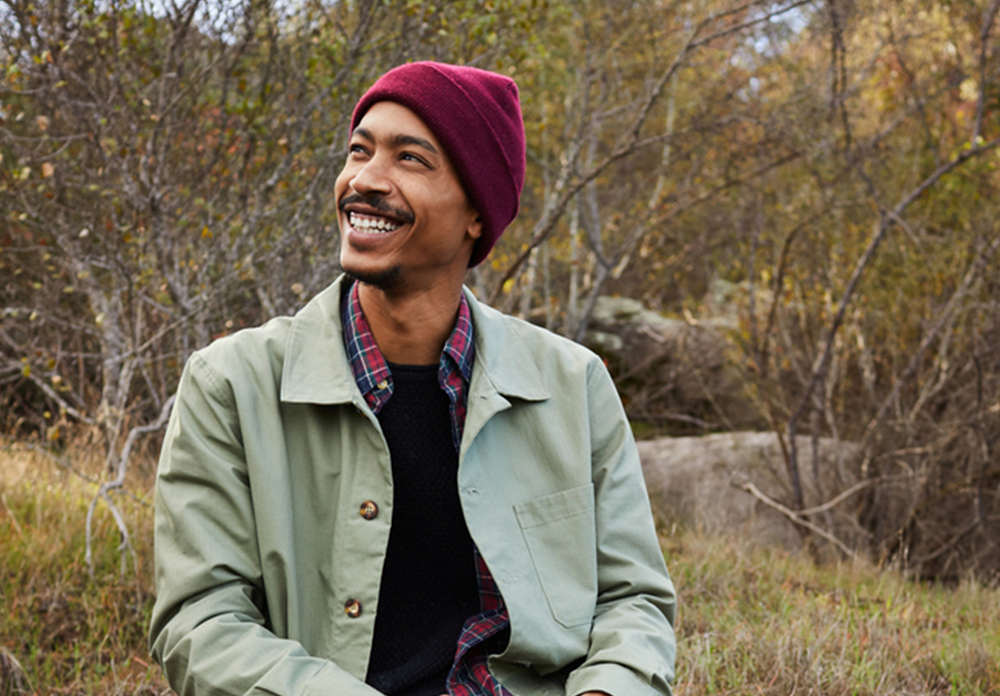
[364,363,481,696]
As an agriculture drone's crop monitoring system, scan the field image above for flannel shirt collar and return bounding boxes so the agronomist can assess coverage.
[341,279,474,414]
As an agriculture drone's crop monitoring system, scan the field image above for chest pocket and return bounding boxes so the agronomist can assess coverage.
[514,484,597,628]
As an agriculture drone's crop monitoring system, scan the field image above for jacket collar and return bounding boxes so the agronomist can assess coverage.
[280,276,357,405]
[463,286,549,403]
[280,275,549,404]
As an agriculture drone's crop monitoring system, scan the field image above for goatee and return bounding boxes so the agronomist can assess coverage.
[342,264,403,293]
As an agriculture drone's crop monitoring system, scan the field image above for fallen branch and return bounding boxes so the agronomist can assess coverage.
[797,477,879,517]
[738,481,856,558]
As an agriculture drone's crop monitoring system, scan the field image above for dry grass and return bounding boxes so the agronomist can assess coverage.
[667,533,1000,695]
[0,442,169,695]
[2,443,999,695]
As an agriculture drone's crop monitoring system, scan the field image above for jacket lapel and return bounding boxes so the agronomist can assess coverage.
[280,276,358,405]
[461,287,549,452]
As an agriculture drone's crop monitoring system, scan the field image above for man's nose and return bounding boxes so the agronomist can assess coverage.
[349,155,392,195]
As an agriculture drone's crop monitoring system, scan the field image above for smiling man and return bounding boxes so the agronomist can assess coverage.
[149,62,677,696]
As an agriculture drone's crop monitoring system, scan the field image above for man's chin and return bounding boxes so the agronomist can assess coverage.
[342,264,404,293]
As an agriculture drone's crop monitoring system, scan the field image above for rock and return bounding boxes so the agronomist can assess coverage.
[590,296,687,339]
[638,432,861,550]
[585,296,763,433]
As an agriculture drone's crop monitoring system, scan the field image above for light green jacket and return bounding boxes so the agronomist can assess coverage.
[149,276,676,696]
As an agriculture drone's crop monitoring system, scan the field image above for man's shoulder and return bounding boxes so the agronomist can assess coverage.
[499,309,594,356]
[470,297,604,380]
[195,316,295,369]
[192,280,344,378]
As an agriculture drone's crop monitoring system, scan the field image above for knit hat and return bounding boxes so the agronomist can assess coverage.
[351,62,526,268]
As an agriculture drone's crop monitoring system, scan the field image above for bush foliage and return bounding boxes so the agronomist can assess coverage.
[1,1,999,577]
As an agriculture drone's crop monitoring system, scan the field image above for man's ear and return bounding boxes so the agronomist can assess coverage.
[467,214,483,240]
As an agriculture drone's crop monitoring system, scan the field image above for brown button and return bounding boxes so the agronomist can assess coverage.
[344,599,362,618]
[359,500,379,520]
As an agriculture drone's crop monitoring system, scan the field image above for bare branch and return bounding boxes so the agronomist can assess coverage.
[85,394,175,576]
[739,481,857,558]
[691,0,815,49]
[894,136,1000,215]
[22,371,94,425]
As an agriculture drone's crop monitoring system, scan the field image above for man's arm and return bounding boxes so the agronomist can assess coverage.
[565,361,678,696]
[149,354,382,696]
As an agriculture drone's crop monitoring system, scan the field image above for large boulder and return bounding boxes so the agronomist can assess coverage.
[585,295,764,434]
[637,432,861,550]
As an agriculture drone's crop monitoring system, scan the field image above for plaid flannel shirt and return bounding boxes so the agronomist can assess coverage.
[341,280,512,696]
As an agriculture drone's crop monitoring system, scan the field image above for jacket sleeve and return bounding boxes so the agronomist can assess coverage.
[564,361,678,696]
[148,354,382,696]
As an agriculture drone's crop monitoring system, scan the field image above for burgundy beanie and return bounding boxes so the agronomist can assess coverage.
[351,62,526,267]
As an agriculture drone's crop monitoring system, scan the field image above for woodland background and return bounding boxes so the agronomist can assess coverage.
[1,0,1000,693]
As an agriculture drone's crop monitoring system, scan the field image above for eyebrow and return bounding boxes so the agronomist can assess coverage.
[353,127,439,155]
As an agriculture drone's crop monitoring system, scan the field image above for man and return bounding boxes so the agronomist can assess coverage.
[149,62,676,696]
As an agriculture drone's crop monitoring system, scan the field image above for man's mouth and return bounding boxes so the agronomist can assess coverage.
[347,211,403,234]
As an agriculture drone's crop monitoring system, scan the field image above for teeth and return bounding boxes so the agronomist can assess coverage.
[349,212,401,233]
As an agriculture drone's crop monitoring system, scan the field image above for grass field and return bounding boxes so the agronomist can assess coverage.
[1,443,998,696]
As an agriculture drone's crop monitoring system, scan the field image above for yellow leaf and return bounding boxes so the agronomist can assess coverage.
[41,162,54,178]
[201,226,212,239]
[36,115,49,131]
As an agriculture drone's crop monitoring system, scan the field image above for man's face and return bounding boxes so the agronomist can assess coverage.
[335,101,481,294]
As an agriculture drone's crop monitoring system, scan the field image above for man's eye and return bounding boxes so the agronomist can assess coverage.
[401,153,425,164]
[348,144,367,156]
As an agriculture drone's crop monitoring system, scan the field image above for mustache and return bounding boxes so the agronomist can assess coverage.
[338,193,414,225]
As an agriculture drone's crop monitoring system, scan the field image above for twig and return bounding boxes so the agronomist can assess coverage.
[738,481,857,558]
[23,371,95,425]
[691,0,814,49]
[797,478,878,517]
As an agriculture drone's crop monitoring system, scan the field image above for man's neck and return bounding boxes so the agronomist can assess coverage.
[356,281,463,365]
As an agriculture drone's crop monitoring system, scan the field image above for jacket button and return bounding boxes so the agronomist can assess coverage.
[359,500,378,520]
[344,599,362,618]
